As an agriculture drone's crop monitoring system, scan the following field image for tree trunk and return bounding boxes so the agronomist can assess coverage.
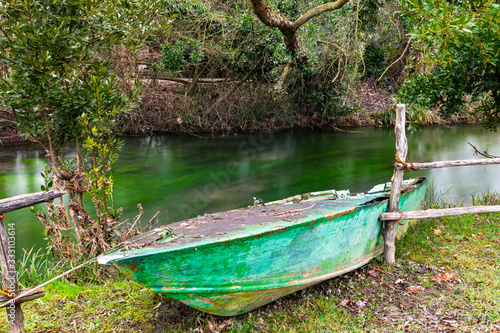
[250,0,350,51]
[249,0,350,91]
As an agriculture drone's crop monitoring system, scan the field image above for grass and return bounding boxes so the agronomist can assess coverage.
[16,279,159,332]
[1,198,499,332]
[16,247,54,287]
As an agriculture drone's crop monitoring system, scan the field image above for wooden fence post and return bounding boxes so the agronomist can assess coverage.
[0,216,24,333]
[0,190,64,332]
[382,104,407,265]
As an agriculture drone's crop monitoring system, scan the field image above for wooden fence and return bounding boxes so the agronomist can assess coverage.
[0,191,64,333]
[381,104,500,264]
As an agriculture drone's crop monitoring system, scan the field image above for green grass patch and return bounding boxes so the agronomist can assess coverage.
[1,279,159,332]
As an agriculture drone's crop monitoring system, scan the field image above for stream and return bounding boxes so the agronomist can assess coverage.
[1,126,499,254]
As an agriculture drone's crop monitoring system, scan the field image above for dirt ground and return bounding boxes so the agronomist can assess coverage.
[150,260,492,333]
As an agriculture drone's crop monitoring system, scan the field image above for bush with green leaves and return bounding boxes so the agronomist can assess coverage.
[0,0,159,259]
[398,0,500,129]
[161,38,204,72]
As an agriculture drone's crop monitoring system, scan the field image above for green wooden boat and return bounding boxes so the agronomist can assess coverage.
[98,178,427,316]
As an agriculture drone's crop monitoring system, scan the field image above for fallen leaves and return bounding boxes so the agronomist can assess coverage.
[416,265,435,274]
[339,299,368,312]
[339,299,350,307]
[355,300,367,310]
[407,285,425,294]
[205,319,233,333]
[431,272,458,282]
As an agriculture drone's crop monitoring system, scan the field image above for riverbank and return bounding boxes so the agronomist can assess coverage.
[0,79,481,147]
[2,206,499,332]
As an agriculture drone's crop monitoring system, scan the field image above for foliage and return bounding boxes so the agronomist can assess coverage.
[0,0,155,145]
[16,247,55,287]
[79,67,141,239]
[363,43,386,79]
[470,190,500,206]
[423,182,451,209]
[160,38,204,72]
[0,0,160,259]
[398,0,500,129]
[145,0,408,121]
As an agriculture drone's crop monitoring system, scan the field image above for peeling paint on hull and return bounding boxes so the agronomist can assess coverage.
[99,179,427,316]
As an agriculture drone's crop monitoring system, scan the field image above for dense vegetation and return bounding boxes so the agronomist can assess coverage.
[0,0,498,278]
[0,1,499,330]
[2,0,497,139]
[399,0,500,130]
[133,0,407,132]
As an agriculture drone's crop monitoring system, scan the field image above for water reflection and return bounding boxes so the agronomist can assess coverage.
[1,125,499,253]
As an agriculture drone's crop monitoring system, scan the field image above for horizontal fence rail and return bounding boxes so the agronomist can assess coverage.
[380,205,500,221]
[396,157,500,171]
[0,191,64,214]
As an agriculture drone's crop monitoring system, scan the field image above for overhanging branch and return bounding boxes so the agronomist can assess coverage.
[293,0,350,29]
[249,0,351,51]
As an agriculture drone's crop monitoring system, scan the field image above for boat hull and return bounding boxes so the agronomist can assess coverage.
[103,179,427,316]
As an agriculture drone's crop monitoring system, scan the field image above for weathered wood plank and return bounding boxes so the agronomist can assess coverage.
[0,219,13,287]
[396,157,500,170]
[0,256,97,309]
[0,287,45,308]
[380,205,500,221]
[0,191,64,214]
[382,104,407,265]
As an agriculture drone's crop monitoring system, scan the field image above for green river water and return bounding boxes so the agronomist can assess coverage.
[1,126,499,254]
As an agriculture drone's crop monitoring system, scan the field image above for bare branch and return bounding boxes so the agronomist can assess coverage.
[468,141,500,158]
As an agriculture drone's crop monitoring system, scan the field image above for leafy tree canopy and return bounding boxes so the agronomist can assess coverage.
[0,0,163,258]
